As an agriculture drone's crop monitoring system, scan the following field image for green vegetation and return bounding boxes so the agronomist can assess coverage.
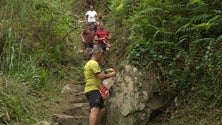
[0,0,222,124]
[0,0,84,124]
[110,0,222,101]
[108,0,222,124]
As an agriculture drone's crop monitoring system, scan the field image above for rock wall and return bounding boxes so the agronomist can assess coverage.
[105,64,162,125]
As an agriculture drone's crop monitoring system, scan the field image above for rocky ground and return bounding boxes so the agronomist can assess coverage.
[35,82,90,125]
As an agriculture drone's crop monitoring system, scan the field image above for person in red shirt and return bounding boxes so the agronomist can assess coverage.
[95,22,112,52]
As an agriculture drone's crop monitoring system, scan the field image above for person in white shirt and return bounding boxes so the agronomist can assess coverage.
[85,5,98,31]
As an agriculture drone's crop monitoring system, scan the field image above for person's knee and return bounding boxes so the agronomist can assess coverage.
[91,107,100,115]
[106,48,110,51]
[100,108,105,114]
[93,44,98,48]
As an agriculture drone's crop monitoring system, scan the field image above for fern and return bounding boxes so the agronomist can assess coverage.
[191,13,211,23]
[139,6,163,15]
[124,0,222,104]
[175,23,192,35]
[217,35,222,41]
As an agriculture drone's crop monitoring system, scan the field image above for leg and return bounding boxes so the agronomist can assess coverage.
[105,47,110,58]
[92,22,96,32]
[85,48,89,59]
[97,108,105,125]
[85,90,105,125]
[85,42,93,60]
[103,47,110,67]
[89,107,100,125]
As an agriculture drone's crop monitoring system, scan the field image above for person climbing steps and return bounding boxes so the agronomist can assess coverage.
[80,23,97,60]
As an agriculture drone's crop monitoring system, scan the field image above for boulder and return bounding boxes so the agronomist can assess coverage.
[105,64,163,125]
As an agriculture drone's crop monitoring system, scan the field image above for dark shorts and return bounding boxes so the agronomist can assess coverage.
[88,22,97,26]
[98,43,108,51]
[84,42,95,49]
[85,90,104,109]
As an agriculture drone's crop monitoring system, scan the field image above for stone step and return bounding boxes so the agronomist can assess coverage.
[53,83,90,125]
[73,92,85,97]
[53,114,88,125]
[72,97,88,103]
[61,84,84,94]
[72,103,89,109]
[63,107,89,116]
[34,121,55,125]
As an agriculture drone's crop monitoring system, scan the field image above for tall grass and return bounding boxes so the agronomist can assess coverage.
[0,0,84,124]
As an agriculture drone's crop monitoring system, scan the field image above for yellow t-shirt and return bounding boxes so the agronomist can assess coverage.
[84,60,102,93]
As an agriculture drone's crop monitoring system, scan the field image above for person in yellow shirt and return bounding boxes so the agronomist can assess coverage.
[84,47,116,125]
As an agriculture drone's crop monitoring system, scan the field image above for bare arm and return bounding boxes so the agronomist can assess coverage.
[80,31,85,43]
[95,35,105,41]
[105,34,111,40]
[95,14,98,21]
[96,71,117,80]
[95,11,98,21]
[84,12,88,22]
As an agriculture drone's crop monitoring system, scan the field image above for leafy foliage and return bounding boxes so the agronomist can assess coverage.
[111,0,222,104]
[0,0,83,124]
